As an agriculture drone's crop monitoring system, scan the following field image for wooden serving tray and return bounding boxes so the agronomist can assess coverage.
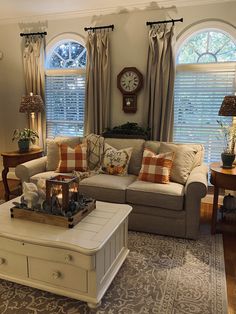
[10,200,96,228]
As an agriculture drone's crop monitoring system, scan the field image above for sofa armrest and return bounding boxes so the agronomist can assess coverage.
[184,163,208,239]
[15,156,47,183]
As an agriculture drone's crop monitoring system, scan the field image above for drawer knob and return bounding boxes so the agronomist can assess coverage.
[52,271,61,279]
[65,254,72,262]
[0,258,5,265]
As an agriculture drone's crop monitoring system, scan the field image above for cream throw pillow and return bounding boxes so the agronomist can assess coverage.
[100,143,133,176]
[159,142,197,185]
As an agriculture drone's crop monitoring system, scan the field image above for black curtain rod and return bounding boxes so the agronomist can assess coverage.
[20,31,47,37]
[146,18,183,27]
[84,24,114,32]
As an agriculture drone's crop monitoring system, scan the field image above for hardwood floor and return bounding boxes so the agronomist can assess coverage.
[200,200,236,314]
[0,180,235,313]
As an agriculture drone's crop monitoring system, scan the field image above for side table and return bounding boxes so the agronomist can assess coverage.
[210,162,236,234]
[1,148,43,201]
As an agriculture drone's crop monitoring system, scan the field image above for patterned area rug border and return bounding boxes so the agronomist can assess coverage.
[0,232,228,314]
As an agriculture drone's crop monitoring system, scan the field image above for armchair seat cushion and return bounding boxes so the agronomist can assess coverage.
[79,174,137,203]
[126,180,185,211]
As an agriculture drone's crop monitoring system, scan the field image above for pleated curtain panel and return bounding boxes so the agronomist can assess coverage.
[22,35,46,149]
[145,25,176,141]
[85,31,111,135]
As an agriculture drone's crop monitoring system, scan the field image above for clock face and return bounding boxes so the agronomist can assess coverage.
[120,70,140,93]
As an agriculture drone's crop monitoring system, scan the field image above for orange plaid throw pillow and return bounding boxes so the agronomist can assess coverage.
[56,143,87,173]
[138,149,175,184]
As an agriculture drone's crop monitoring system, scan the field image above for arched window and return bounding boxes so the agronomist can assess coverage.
[177,30,236,64]
[45,35,86,138]
[174,25,236,164]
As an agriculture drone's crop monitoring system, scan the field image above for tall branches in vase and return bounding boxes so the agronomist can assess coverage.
[217,120,236,168]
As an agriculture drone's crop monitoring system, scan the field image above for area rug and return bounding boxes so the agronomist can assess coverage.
[0,232,227,314]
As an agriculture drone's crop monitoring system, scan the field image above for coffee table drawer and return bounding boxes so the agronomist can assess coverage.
[0,249,27,277]
[0,237,95,271]
[28,257,88,292]
[25,244,95,270]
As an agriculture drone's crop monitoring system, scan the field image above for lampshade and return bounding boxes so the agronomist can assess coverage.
[218,95,236,116]
[19,93,44,113]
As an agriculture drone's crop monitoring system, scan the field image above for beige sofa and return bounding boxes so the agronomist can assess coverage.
[15,136,208,239]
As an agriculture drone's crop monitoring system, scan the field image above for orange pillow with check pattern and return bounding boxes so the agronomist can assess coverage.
[56,143,87,173]
[138,149,175,184]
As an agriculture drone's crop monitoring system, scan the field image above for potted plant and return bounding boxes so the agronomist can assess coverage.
[12,128,39,153]
[217,120,236,168]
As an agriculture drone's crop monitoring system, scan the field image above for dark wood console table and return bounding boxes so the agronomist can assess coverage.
[1,148,43,201]
[210,162,236,234]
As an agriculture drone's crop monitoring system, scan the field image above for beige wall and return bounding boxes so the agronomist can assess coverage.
[0,0,235,160]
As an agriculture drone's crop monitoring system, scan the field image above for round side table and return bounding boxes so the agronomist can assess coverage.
[1,148,44,201]
[210,162,236,234]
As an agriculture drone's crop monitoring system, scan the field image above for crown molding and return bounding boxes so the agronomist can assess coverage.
[0,0,234,25]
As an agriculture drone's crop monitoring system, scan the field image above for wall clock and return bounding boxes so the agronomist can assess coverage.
[117,67,143,113]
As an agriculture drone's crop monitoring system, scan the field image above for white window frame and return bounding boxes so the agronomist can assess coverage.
[176,20,236,53]
[174,21,236,164]
[45,33,86,138]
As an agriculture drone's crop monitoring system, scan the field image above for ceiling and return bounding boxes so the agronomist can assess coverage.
[0,0,233,24]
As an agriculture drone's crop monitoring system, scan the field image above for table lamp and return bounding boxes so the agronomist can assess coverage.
[219,95,236,116]
[19,92,44,130]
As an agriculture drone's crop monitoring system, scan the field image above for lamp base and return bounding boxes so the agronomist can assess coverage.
[221,165,235,169]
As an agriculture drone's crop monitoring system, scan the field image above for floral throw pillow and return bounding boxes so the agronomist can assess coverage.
[100,143,133,176]
[138,149,175,184]
[56,143,87,173]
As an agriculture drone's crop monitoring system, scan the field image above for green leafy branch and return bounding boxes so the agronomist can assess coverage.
[12,128,39,144]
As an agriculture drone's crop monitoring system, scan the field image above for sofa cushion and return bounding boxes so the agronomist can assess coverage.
[138,149,175,184]
[79,174,137,203]
[104,138,145,175]
[159,142,200,185]
[126,180,184,211]
[100,143,133,176]
[144,141,204,169]
[46,136,82,171]
[56,143,87,173]
[144,141,161,153]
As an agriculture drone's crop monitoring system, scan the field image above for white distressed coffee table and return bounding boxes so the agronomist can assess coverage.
[0,197,132,308]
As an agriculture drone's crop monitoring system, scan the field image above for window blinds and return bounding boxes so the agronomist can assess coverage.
[45,75,85,138]
[173,67,235,164]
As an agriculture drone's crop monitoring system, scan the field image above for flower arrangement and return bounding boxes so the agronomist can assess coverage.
[217,120,236,154]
